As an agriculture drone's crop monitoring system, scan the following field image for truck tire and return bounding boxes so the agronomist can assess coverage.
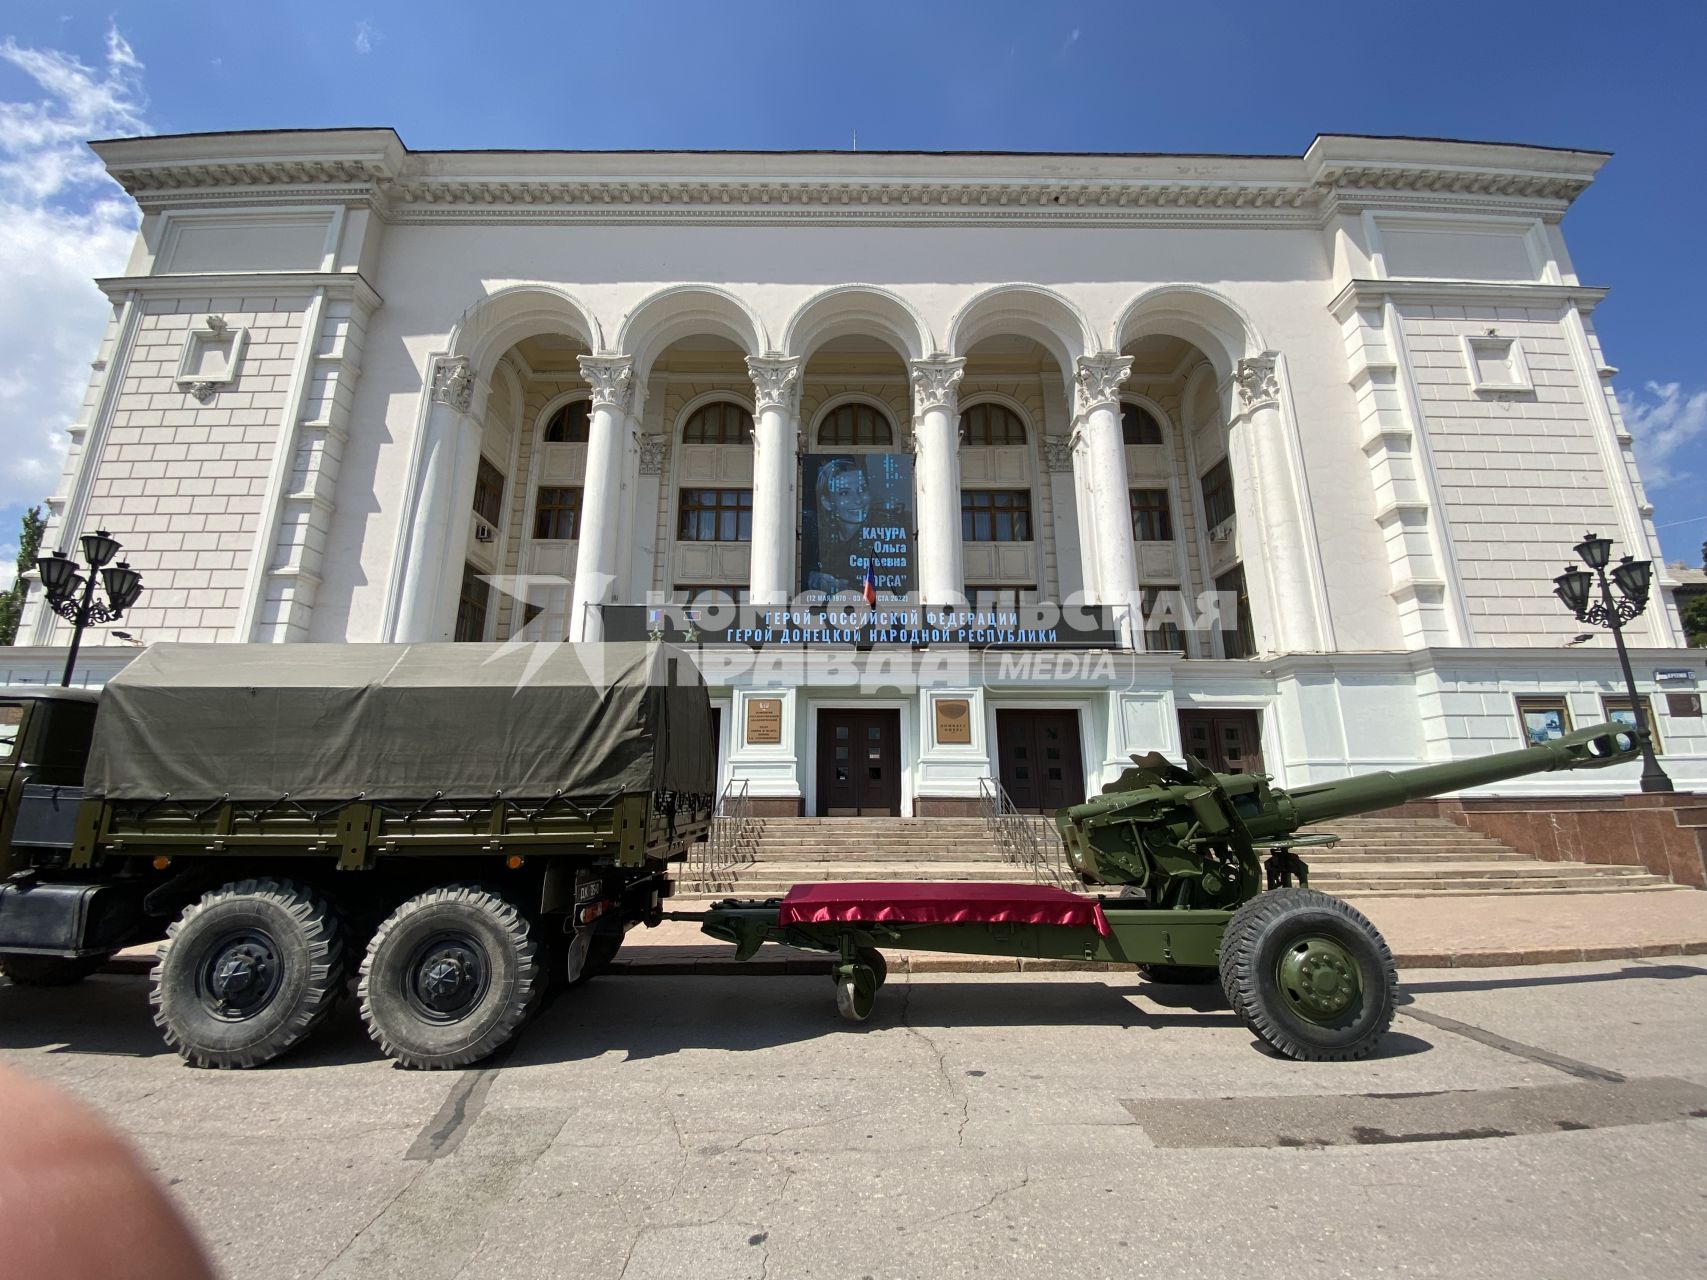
[358,884,541,1070]
[0,952,113,986]
[1220,887,1397,1062]
[151,878,347,1069]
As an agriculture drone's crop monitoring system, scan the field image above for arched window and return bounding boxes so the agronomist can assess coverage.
[682,401,754,444]
[960,403,1028,446]
[1122,403,1163,446]
[818,402,894,447]
[543,400,591,443]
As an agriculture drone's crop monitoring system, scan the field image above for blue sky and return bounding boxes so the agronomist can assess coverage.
[1,0,1703,584]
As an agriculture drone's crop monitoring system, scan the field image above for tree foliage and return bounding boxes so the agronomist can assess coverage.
[1685,594,1707,649]
[0,507,46,646]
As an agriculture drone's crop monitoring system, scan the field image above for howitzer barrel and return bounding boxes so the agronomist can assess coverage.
[1264,722,1643,836]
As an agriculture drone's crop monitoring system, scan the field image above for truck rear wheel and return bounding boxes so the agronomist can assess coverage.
[151,878,347,1069]
[358,884,541,1070]
[1221,888,1397,1062]
[0,952,114,986]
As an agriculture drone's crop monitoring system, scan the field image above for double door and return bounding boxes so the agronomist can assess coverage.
[1177,709,1264,775]
[995,709,1086,814]
[816,709,902,816]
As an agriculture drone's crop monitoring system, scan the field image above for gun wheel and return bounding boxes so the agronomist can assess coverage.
[1221,888,1397,1062]
[151,878,347,1069]
[359,884,541,1070]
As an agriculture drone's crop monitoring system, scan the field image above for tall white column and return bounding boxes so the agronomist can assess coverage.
[746,356,803,605]
[1074,354,1138,635]
[568,355,636,642]
[910,357,967,606]
[1232,353,1324,653]
[393,356,479,642]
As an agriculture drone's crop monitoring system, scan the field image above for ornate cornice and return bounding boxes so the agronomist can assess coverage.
[746,356,803,415]
[89,132,1607,227]
[910,357,967,418]
[430,357,473,413]
[1328,278,1609,322]
[1233,355,1280,413]
[1074,354,1133,417]
[577,355,636,413]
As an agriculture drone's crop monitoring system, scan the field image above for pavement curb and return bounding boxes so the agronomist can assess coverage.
[100,940,1707,979]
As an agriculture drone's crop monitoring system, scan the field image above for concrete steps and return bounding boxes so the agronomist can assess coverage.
[678,814,1682,901]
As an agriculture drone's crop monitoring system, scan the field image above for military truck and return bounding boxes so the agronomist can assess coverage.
[0,641,713,1070]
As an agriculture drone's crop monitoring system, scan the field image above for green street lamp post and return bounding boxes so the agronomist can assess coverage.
[1552,530,1672,793]
[35,529,145,687]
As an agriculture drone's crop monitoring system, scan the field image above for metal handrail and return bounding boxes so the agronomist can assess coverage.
[689,778,759,893]
[977,776,1072,888]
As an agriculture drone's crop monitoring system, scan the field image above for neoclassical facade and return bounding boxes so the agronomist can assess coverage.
[13,128,1704,812]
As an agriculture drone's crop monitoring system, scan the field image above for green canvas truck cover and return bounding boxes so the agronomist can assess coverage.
[83,641,714,803]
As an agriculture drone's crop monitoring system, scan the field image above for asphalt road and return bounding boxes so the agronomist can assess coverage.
[4,960,1706,1280]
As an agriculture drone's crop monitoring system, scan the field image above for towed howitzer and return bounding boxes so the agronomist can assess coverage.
[1057,722,1645,907]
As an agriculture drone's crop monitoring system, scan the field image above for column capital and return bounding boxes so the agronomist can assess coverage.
[578,354,636,414]
[1041,438,1075,473]
[1073,353,1133,417]
[429,356,474,414]
[746,355,804,415]
[910,356,967,418]
[1233,352,1280,413]
[639,435,671,475]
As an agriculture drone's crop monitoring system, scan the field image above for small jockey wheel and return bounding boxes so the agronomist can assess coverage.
[832,943,887,1023]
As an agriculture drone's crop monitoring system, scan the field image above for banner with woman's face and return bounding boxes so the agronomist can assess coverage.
[799,454,915,599]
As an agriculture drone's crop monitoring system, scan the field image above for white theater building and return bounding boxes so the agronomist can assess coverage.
[12,128,1705,815]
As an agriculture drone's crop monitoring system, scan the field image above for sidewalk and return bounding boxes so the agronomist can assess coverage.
[106,888,1707,977]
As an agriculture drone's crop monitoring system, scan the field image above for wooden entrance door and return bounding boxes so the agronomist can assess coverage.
[816,709,902,816]
[995,710,1086,813]
[1178,709,1264,775]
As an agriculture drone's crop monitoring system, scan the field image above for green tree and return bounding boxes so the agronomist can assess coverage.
[0,506,46,646]
[1686,594,1707,648]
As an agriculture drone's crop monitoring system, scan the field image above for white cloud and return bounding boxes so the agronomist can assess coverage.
[355,21,379,55]
[1619,379,1707,489]
[0,26,148,513]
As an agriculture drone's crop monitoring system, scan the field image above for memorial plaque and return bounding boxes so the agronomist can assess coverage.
[746,697,783,744]
[935,698,972,745]
[1666,692,1702,718]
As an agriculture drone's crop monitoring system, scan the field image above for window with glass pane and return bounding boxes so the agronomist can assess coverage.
[1602,695,1662,754]
[961,490,1033,541]
[1122,404,1163,445]
[543,400,591,443]
[1130,488,1173,541]
[1516,696,1572,747]
[818,403,893,447]
[682,401,754,444]
[1200,458,1236,529]
[1141,585,1185,653]
[454,563,489,642]
[1216,565,1255,659]
[473,456,505,525]
[960,403,1027,446]
[0,704,21,759]
[678,488,753,541]
[533,486,584,539]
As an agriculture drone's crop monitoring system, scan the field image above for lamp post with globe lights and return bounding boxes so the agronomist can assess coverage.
[1551,530,1672,793]
[34,529,144,687]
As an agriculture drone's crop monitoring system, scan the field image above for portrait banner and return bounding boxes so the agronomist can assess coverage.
[799,454,915,599]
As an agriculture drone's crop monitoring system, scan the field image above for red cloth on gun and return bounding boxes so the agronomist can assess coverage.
[777,881,1110,938]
